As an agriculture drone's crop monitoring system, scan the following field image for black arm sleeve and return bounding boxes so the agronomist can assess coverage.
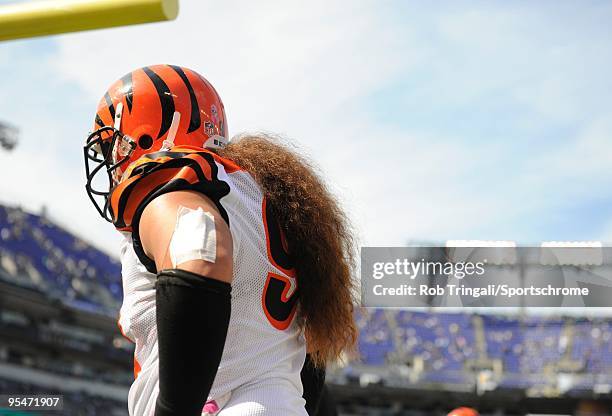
[154,269,231,416]
[301,354,326,415]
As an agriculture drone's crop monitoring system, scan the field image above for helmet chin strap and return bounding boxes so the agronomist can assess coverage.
[161,112,181,151]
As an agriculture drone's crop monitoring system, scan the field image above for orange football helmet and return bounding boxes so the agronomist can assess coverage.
[84,64,228,222]
[448,407,479,416]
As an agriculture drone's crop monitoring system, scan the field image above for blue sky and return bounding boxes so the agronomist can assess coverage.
[1,0,612,254]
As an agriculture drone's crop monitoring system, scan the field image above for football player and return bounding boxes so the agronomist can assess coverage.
[83,65,356,416]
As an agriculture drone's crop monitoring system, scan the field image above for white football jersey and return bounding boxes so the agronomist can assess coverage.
[117,162,307,416]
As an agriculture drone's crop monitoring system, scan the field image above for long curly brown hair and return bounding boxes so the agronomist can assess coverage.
[219,134,357,366]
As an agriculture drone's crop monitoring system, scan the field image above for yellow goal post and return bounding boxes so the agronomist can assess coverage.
[0,0,178,42]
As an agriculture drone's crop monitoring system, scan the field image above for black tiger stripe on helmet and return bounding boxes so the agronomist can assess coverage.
[142,66,176,140]
[168,65,201,133]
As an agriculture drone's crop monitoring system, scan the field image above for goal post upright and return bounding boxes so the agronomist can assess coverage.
[0,0,179,42]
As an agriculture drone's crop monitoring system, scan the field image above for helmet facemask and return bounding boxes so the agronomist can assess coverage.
[83,116,136,223]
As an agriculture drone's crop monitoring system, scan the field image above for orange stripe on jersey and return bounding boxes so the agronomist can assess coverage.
[133,356,141,379]
[110,147,240,231]
[109,147,237,273]
[114,164,201,226]
[173,145,243,173]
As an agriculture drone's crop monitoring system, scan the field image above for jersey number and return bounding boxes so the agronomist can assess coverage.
[262,198,299,330]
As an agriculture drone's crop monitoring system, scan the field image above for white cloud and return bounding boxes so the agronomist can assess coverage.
[52,0,418,247]
[2,0,612,256]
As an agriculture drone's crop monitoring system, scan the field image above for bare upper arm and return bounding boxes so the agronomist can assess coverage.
[139,190,233,283]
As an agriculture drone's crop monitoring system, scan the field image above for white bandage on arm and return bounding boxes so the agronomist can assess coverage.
[169,206,217,267]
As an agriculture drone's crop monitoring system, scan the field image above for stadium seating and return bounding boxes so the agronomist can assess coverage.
[572,318,612,374]
[356,309,395,365]
[394,311,476,372]
[0,204,121,316]
[1,202,611,394]
[355,309,612,388]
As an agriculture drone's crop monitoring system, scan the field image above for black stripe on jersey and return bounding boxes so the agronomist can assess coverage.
[168,65,201,133]
[112,178,166,229]
[113,152,231,229]
[120,72,134,113]
[104,92,115,120]
[142,66,176,139]
[127,156,231,274]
